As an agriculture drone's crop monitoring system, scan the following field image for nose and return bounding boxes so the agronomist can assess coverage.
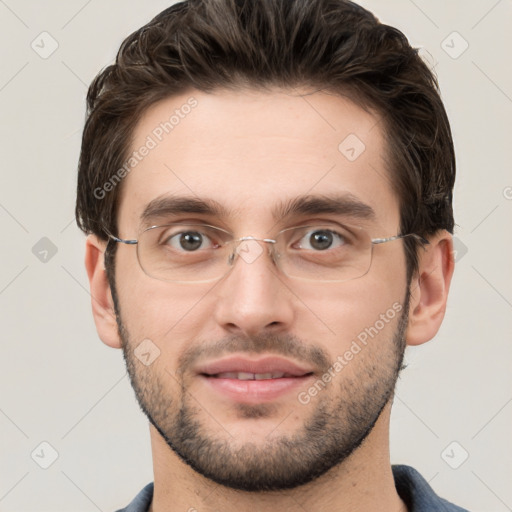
[213,238,295,338]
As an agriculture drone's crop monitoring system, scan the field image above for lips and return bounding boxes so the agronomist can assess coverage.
[213,371,291,380]
[197,355,314,379]
[196,355,315,404]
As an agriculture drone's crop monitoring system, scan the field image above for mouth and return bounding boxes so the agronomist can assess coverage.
[207,371,309,380]
[196,355,315,404]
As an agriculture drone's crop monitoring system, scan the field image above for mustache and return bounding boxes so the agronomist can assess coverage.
[176,332,331,376]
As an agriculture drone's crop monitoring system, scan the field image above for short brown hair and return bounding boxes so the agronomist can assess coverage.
[76,0,455,281]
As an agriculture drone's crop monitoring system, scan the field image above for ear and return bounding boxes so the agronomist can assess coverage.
[405,230,455,346]
[84,235,122,349]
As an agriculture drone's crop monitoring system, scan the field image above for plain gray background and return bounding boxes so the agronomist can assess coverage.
[0,1,511,511]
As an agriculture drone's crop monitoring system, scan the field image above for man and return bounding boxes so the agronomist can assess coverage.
[76,0,469,510]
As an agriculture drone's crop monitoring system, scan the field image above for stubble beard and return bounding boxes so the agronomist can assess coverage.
[115,290,409,492]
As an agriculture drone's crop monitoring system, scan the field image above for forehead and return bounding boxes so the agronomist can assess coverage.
[117,87,398,233]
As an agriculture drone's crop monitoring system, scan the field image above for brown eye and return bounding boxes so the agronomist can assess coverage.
[296,229,346,251]
[178,232,204,251]
[163,230,213,251]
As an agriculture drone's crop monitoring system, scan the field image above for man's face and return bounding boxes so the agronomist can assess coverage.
[112,88,410,490]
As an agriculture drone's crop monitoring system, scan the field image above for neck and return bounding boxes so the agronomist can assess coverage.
[148,401,407,512]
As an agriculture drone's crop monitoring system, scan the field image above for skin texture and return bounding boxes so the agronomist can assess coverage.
[85,88,454,512]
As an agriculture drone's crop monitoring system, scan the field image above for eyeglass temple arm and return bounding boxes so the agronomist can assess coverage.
[103,228,138,245]
[371,233,430,245]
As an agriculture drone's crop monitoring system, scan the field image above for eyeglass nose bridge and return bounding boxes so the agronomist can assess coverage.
[227,236,278,267]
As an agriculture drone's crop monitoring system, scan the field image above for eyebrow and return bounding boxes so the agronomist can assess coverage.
[140,193,376,227]
[274,193,376,223]
[140,196,233,227]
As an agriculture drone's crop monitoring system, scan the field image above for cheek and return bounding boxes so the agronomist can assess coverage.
[114,248,212,345]
[289,268,406,349]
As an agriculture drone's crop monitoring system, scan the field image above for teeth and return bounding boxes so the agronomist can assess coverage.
[237,372,254,380]
[254,373,274,380]
[216,372,238,379]
[214,372,287,380]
